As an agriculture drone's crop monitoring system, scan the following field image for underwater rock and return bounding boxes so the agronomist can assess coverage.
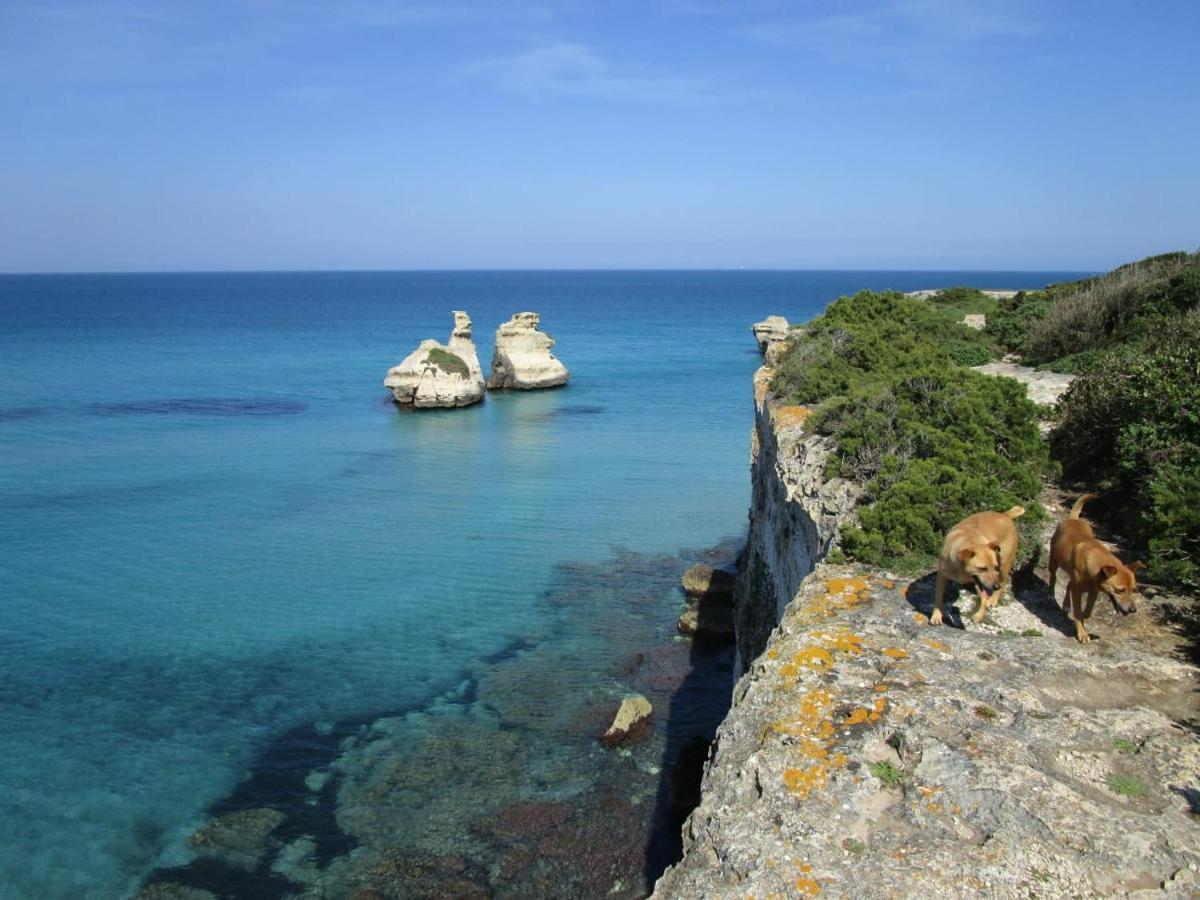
[186,807,286,870]
[384,311,485,408]
[486,312,569,390]
[602,695,652,747]
[751,315,789,352]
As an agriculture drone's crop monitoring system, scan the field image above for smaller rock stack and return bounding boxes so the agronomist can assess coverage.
[486,312,570,390]
[383,311,486,408]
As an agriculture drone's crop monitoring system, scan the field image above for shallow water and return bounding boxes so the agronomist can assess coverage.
[0,270,1084,897]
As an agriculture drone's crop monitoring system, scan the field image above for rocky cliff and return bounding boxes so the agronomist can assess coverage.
[654,356,1200,898]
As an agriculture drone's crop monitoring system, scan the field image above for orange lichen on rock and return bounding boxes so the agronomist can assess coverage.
[794,876,822,895]
[842,708,870,726]
[771,404,811,429]
[784,764,830,798]
[882,647,908,659]
[826,577,868,595]
[923,639,950,653]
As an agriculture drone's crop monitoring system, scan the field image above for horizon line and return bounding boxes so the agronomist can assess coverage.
[0,265,1097,277]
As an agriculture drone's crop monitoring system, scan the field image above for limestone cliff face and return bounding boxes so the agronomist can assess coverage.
[653,351,1200,899]
[733,364,859,673]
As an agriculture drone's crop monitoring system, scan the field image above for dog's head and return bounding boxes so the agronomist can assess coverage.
[958,543,1002,599]
[1102,560,1144,613]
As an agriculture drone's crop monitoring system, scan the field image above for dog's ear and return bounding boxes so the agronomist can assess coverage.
[958,547,975,563]
[1129,561,1146,573]
[1101,564,1119,578]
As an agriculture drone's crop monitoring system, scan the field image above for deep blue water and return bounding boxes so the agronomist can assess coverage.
[0,270,1085,897]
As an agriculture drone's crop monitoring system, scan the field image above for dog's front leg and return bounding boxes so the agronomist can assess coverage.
[1070,584,1091,644]
[930,571,947,626]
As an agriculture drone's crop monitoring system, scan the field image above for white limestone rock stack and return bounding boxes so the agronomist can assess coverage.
[486,312,569,390]
[383,311,485,409]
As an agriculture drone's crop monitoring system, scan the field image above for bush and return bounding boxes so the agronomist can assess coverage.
[426,347,470,379]
[989,251,1200,369]
[1052,314,1200,585]
[771,291,1047,573]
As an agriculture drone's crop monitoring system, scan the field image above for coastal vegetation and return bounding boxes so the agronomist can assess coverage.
[988,251,1200,586]
[425,347,471,379]
[770,290,1047,572]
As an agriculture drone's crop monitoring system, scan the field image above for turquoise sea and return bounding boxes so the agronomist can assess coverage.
[0,271,1084,898]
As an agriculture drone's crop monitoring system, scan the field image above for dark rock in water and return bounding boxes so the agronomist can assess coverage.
[360,850,490,900]
[677,600,734,640]
[680,563,735,602]
[187,808,286,870]
[93,398,306,417]
[0,405,50,423]
[134,883,219,900]
[475,801,572,842]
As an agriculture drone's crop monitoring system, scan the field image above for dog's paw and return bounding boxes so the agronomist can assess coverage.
[1076,631,1092,644]
[928,609,943,626]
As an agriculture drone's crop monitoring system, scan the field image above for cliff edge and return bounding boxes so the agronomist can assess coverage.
[654,358,1200,899]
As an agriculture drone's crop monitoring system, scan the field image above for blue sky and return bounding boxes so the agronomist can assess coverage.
[2,0,1198,271]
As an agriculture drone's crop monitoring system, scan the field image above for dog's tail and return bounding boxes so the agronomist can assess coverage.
[1068,493,1099,519]
[1004,505,1025,519]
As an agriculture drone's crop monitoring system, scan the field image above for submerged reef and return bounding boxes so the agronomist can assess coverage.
[139,540,740,898]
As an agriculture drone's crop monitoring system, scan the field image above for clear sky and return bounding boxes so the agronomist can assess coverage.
[2,0,1198,272]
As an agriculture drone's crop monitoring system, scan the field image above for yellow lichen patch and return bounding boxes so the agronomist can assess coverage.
[832,752,848,767]
[881,579,896,589]
[874,683,889,692]
[842,708,870,726]
[794,877,822,895]
[917,785,942,797]
[771,404,811,429]
[793,646,835,670]
[923,638,950,653]
[766,648,779,660]
[882,647,908,659]
[783,764,830,798]
[827,576,868,595]
[867,697,888,722]
[913,613,926,625]
[797,863,813,874]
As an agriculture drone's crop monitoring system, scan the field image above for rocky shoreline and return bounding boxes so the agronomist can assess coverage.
[652,339,1200,898]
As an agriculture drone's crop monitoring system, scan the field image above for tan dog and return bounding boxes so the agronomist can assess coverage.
[1048,493,1144,644]
[930,506,1024,626]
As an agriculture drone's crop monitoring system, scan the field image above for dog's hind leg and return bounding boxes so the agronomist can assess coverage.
[930,570,947,626]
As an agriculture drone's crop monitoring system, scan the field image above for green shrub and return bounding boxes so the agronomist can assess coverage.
[771,291,1046,573]
[991,251,1200,369]
[1051,314,1200,585]
[425,347,470,379]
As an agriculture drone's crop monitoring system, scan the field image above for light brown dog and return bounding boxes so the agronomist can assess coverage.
[930,506,1024,626]
[1048,493,1144,643]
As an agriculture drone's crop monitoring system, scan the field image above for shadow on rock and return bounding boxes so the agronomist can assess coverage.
[901,571,968,629]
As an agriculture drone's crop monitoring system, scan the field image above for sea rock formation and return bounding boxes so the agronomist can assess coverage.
[677,563,736,640]
[751,315,789,353]
[602,695,652,747]
[652,341,1200,899]
[383,311,485,408]
[486,312,569,390]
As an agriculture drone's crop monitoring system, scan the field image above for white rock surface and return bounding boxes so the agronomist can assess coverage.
[751,315,789,352]
[486,312,569,390]
[383,311,485,408]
